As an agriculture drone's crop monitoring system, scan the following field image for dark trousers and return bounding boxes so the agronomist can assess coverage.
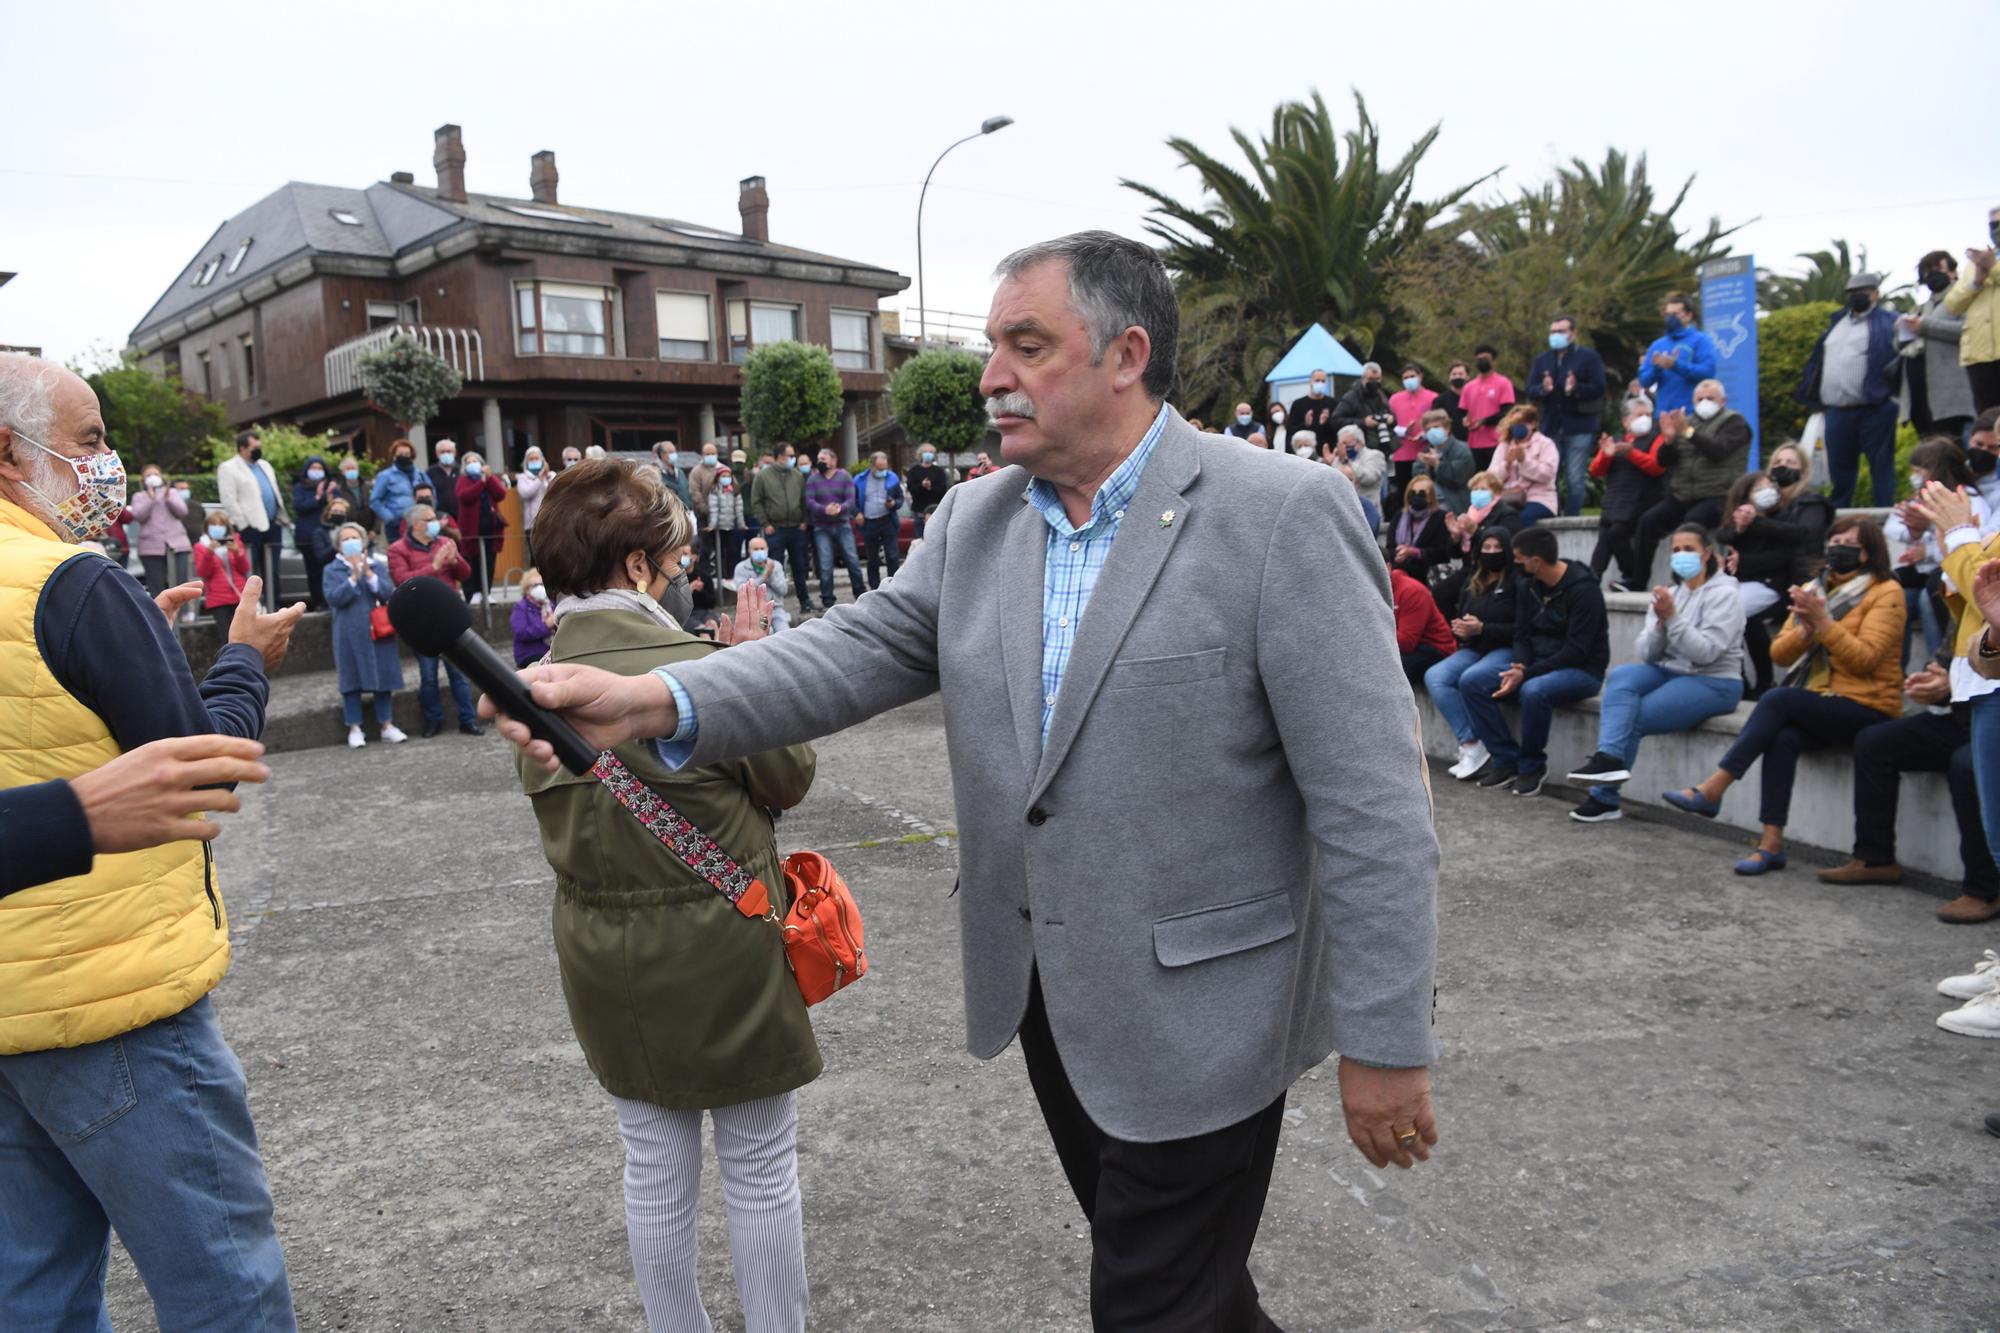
[1401,643,1446,689]
[1822,399,1899,508]
[1018,974,1285,1332]
[1852,711,1997,899]
[1718,686,1887,827]
[1740,599,1789,693]
[239,526,283,609]
[299,542,329,612]
[209,603,237,641]
[1634,495,1724,592]
[859,514,901,588]
[765,525,815,610]
[1589,518,1642,588]
[1968,360,2000,416]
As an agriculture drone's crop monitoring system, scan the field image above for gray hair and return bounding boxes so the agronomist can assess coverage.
[1336,424,1364,444]
[1292,430,1317,450]
[0,353,60,459]
[993,231,1178,400]
[1362,361,1382,376]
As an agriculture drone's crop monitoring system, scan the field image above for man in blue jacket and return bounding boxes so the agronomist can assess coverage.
[855,450,904,589]
[1637,292,1718,417]
[1526,314,1608,517]
[368,438,423,542]
[1797,272,1904,507]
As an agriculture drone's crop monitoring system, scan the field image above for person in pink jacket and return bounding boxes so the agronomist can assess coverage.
[1495,404,1560,524]
[127,464,193,595]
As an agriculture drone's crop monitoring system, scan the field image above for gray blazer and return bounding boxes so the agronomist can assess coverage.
[662,409,1439,1142]
[1902,292,1975,423]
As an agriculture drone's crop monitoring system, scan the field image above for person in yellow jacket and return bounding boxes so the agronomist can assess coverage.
[0,353,303,1330]
[1944,206,2000,415]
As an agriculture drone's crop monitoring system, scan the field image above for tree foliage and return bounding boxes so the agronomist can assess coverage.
[889,348,989,449]
[1389,150,1738,390]
[73,347,230,475]
[740,340,844,445]
[1756,300,1839,445]
[1759,240,1863,311]
[204,422,343,481]
[1121,90,1495,421]
[358,337,463,429]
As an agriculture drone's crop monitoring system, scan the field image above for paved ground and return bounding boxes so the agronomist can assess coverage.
[104,697,2000,1331]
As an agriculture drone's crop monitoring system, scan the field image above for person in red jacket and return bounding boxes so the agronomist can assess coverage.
[388,503,482,737]
[454,450,508,605]
[1588,398,1669,590]
[190,513,253,639]
[1390,564,1458,686]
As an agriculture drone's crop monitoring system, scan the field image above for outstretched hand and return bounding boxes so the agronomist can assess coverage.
[1339,1058,1438,1170]
[716,579,773,647]
[477,661,677,772]
[1973,558,2000,635]
[153,580,204,623]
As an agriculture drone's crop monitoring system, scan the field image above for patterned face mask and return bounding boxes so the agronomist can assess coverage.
[15,431,127,542]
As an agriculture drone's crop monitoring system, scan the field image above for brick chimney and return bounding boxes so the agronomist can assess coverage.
[530,150,559,205]
[738,176,769,243]
[433,124,467,203]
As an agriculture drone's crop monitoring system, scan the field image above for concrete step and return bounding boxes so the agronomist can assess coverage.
[258,666,499,755]
[175,594,520,679]
[1538,507,1903,591]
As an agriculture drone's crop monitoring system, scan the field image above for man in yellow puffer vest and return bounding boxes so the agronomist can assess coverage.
[0,353,303,1330]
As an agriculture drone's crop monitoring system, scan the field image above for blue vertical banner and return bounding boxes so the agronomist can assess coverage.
[1698,255,1760,468]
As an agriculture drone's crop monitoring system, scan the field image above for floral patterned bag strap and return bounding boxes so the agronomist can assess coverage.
[590,750,773,920]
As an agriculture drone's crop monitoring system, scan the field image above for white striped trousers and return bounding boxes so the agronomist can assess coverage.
[612,1091,807,1333]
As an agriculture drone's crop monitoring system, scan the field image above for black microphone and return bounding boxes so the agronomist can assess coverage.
[387,575,600,774]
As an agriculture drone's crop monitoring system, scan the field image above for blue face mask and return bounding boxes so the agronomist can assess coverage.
[1669,551,1704,581]
[340,537,365,558]
[437,453,455,467]
[1423,427,1448,447]
[1548,332,1570,351]
[1509,424,1530,440]
[797,459,812,472]
[919,452,935,464]
[1664,314,1684,335]
[424,519,442,539]
[307,468,325,482]
[342,468,359,483]
[207,525,228,541]
[1402,376,1421,393]
[1469,489,1494,510]
[463,462,483,478]
[527,459,544,473]
[1236,413,1252,426]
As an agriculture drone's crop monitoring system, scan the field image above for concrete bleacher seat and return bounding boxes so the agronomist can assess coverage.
[1538,508,1899,591]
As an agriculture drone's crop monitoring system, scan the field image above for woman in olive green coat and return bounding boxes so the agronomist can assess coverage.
[516,459,818,1333]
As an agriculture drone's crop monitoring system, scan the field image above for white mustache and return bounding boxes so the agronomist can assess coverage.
[985,392,1036,421]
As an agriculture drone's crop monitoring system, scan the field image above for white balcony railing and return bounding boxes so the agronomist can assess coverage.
[325,324,485,399]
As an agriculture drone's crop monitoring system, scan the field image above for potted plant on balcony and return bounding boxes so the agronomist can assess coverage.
[358,338,464,454]
[740,341,844,450]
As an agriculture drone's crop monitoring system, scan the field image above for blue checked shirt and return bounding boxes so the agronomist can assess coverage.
[652,403,1170,765]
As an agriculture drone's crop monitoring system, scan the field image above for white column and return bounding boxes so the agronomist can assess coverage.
[698,402,717,447]
[481,397,504,463]
[840,409,858,466]
[408,422,429,466]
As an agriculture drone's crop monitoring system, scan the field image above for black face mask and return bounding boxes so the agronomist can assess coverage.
[1824,544,1864,573]
[817,461,833,473]
[1448,376,1467,389]
[247,447,263,463]
[1474,357,1493,374]
[1846,291,1873,314]
[1969,449,1998,478]
[395,456,414,471]
[1923,270,1954,294]
[1408,492,1430,511]
[1769,465,1802,488]
[1478,550,1510,573]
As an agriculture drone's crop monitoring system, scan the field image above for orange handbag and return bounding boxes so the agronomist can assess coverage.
[592,751,866,1006]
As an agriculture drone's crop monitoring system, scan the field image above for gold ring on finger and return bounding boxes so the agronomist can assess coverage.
[1396,1127,1420,1149]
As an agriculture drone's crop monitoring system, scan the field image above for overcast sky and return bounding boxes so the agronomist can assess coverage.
[4,0,1994,369]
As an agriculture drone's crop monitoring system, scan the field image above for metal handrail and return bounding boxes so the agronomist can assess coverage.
[324,324,486,398]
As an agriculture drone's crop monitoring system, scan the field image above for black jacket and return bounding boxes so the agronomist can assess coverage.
[1286,393,1340,440]
[904,463,953,515]
[1451,569,1520,656]
[1389,507,1453,578]
[1331,381,1396,450]
[1723,492,1835,592]
[1524,345,1608,437]
[1513,560,1609,679]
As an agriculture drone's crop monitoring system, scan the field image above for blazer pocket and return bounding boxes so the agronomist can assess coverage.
[1153,889,1297,968]
[1104,646,1227,691]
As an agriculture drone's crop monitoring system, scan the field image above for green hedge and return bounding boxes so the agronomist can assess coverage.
[1757,301,1839,447]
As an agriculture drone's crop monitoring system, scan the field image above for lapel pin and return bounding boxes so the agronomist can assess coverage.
[1159,509,1176,528]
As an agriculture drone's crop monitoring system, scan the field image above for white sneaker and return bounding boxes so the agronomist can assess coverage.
[380,724,408,744]
[1937,987,2000,1038]
[1449,742,1490,780]
[346,726,366,749]
[1938,950,2000,1001]
[469,591,485,606]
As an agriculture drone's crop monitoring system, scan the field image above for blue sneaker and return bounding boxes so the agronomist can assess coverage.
[1734,848,1787,876]
[1662,787,1721,818]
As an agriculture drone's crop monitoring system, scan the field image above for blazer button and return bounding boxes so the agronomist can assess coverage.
[1019,906,1032,922]
[1027,806,1048,826]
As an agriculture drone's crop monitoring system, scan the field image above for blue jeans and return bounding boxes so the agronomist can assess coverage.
[1422,647,1514,744]
[0,996,295,1330]
[764,525,815,609]
[812,524,866,605]
[342,690,395,727]
[1517,501,1555,527]
[1588,663,1743,806]
[859,513,901,588]
[1459,660,1602,774]
[1557,430,1595,518]
[417,653,474,726]
[1971,693,2000,881]
[1822,398,1899,508]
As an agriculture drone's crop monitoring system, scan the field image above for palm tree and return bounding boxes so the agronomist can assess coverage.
[1759,240,1863,310]
[1122,90,1496,420]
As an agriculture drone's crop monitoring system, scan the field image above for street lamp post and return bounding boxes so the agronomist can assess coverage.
[916,115,1013,349]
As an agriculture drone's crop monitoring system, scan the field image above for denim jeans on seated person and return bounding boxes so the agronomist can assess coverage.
[1422,647,1515,744]
[1458,658,1602,775]
[1969,692,2000,873]
[0,996,296,1330]
[1588,662,1743,807]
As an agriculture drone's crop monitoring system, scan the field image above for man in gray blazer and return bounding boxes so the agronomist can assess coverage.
[490,232,1440,1329]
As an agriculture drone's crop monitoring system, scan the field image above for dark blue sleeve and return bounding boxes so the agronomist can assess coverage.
[0,779,93,898]
[1576,349,1607,400]
[37,555,270,751]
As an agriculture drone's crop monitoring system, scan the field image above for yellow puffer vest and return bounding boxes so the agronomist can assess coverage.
[0,495,228,1054]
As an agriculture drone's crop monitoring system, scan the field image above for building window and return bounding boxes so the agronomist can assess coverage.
[198,351,213,397]
[240,336,256,398]
[366,299,420,331]
[749,303,799,349]
[727,300,749,363]
[330,209,362,226]
[831,310,873,370]
[655,292,712,361]
[193,256,222,287]
[514,280,615,357]
[226,238,254,276]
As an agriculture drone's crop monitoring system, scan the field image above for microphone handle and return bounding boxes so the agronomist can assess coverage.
[447,628,601,774]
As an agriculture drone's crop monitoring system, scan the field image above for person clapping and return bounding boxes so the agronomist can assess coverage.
[323,523,406,749]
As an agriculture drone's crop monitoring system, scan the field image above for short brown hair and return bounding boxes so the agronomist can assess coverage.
[1663,290,1696,317]
[1826,515,1892,579]
[532,459,695,600]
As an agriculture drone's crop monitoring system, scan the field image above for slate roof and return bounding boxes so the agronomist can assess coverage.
[131,179,906,344]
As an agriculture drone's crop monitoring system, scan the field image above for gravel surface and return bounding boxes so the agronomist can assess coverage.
[101,697,2000,1330]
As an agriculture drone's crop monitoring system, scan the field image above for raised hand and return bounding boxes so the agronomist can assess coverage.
[716,579,774,646]
[226,577,306,671]
[1973,558,2000,633]
[1910,479,1975,534]
[153,580,204,623]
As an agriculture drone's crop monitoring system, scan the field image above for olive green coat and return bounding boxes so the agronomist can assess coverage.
[516,607,821,1109]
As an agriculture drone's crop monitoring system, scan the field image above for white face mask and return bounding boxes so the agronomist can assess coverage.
[1294,445,1314,457]
[1309,381,1326,397]
[1752,486,1780,512]
[527,584,549,603]
[1628,415,1653,436]
[1693,399,1721,420]
[16,433,128,542]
